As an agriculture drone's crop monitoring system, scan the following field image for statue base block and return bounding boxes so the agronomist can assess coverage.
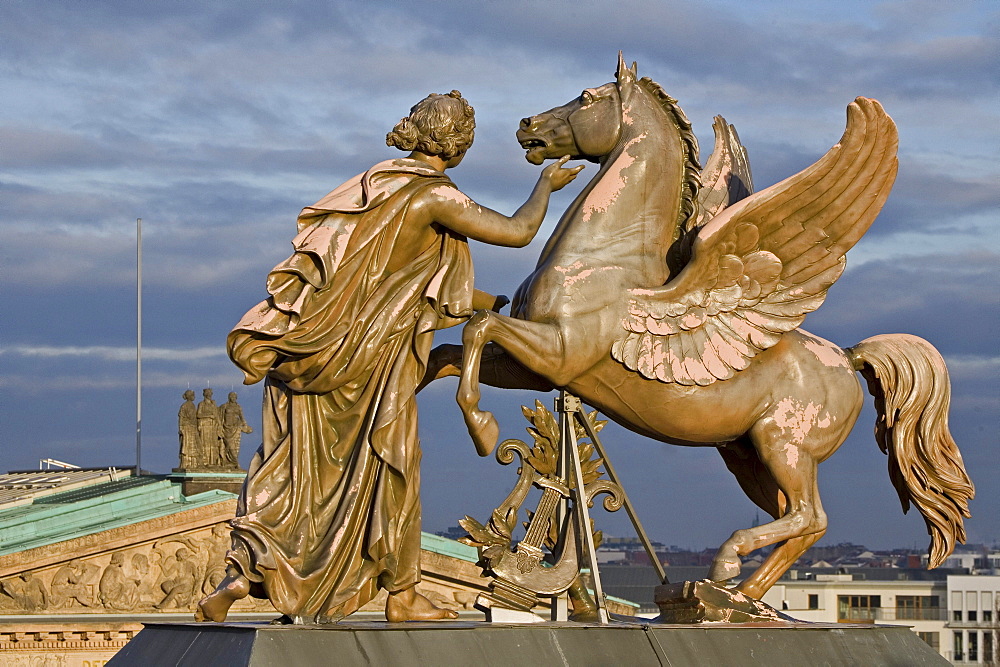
[654,579,789,623]
[109,619,947,666]
[169,471,246,496]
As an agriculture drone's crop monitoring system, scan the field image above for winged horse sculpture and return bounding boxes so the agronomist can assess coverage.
[435,55,973,599]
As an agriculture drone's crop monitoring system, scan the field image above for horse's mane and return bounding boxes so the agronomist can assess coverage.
[636,77,702,242]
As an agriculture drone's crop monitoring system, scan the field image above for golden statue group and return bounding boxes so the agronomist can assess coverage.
[197,55,973,625]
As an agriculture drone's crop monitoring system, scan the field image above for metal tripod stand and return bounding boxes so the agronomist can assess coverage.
[554,390,667,624]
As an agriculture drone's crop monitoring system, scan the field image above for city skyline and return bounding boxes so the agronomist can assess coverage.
[2,1,997,553]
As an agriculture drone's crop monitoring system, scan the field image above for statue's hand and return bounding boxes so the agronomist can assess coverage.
[542,156,584,192]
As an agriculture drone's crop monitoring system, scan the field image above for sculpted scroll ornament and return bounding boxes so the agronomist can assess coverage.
[459,401,622,615]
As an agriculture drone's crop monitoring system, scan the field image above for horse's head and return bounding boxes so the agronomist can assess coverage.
[517,54,638,165]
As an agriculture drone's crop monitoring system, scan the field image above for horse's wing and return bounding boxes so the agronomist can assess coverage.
[693,116,754,229]
[613,97,897,386]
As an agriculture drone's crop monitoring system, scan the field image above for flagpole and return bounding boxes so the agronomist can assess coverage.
[136,217,142,476]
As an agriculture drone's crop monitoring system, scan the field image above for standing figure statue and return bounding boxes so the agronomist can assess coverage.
[196,388,222,467]
[196,90,583,624]
[177,389,200,469]
[219,392,252,468]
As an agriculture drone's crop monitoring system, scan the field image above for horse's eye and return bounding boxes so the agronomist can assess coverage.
[580,91,594,105]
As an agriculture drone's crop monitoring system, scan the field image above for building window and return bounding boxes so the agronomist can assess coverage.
[954,631,964,661]
[953,610,962,622]
[984,609,993,622]
[916,632,939,652]
[897,595,940,620]
[968,609,977,622]
[837,595,880,623]
[984,632,993,665]
[808,594,819,610]
[968,631,978,662]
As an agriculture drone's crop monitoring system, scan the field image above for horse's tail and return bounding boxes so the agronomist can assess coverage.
[846,334,974,568]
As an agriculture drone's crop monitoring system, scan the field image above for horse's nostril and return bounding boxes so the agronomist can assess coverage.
[520,117,532,130]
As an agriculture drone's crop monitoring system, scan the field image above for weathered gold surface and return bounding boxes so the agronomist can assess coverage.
[197,91,582,623]
[654,580,786,623]
[452,54,973,601]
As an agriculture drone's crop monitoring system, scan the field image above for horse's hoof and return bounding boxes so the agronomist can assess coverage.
[466,410,499,457]
[708,556,742,582]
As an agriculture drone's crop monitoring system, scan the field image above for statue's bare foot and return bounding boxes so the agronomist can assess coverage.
[195,571,250,622]
[568,601,600,622]
[385,588,459,622]
[464,408,499,457]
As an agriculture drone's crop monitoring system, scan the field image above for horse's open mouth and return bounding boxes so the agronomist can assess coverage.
[518,137,549,165]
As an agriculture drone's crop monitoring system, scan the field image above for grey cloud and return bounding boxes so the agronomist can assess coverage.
[805,251,1000,357]
[1,345,225,362]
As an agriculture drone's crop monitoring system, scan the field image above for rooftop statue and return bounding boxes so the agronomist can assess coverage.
[441,54,974,601]
[196,90,582,624]
[176,388,248,471]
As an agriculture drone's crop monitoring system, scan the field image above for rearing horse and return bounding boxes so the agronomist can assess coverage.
[450,55,973,599]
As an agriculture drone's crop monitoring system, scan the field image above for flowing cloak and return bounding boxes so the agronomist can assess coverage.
[225,158,473,621]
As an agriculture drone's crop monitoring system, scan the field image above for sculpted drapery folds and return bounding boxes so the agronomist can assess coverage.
[197,389,222,466]
[177,390,199,468]
[196,90,582,624]
[219,392,252,467]
[226,161,473,621]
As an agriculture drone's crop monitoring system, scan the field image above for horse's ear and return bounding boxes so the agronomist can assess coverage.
[616,51,637,86]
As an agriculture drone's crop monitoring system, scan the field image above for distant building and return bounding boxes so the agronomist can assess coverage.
[946,575,1000,664]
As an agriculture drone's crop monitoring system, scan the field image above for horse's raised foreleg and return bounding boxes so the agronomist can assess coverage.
[458,310,597,456]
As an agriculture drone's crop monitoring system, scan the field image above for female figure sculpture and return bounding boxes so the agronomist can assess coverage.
[177,389,199,469]
[196,91,582,623]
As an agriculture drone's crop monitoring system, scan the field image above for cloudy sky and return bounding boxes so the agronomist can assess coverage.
[2,1,997,556]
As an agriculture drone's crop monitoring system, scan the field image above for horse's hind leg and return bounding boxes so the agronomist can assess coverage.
[709,419,830,598]
[717,441,826,599]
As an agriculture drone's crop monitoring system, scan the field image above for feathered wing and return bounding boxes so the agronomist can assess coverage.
[694,116,754,229]
[668,116,754,277]
[612,97,898,386]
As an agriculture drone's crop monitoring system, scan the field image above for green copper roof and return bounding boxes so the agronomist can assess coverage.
[0,475,235,556]
[420,531,478,563]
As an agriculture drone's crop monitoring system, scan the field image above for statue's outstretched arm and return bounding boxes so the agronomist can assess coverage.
[423,157,583,247]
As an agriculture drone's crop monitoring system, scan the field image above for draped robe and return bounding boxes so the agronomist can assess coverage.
[225,159,473,621]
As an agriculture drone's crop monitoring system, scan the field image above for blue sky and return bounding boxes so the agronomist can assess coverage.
[1,1,997,553]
